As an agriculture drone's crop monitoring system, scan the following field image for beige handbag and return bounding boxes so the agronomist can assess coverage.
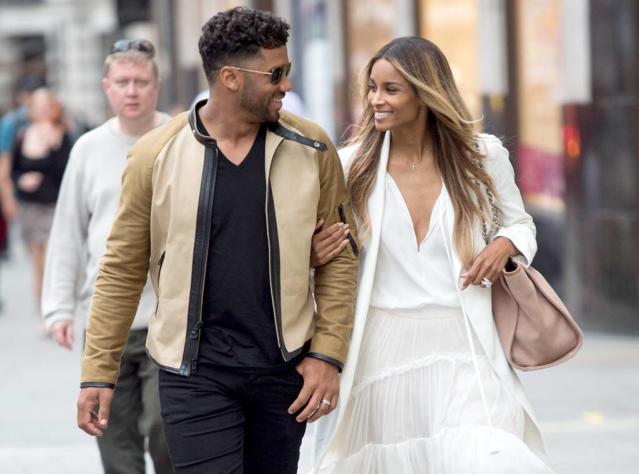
[492,259,583,371]
[478,164,583,371]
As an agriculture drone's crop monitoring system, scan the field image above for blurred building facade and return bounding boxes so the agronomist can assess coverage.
[0,0,636,332]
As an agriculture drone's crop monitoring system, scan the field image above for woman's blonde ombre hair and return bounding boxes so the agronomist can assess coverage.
[346,37,498,268]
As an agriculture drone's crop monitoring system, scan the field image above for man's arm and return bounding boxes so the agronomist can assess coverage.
[309,136,359,369]
[42,142,90,348]
[288,130,360,423]
[77,146,152,436]
[80,145,154,387]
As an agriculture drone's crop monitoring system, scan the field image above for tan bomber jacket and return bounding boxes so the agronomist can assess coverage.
[80,103,359,386]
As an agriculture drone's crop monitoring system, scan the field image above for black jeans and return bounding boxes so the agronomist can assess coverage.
[158,363,307,474]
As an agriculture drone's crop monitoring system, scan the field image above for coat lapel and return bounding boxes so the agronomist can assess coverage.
[440,190,541,434]
[311,131,391,465]
[440,189,500,366]
[264,129,285,181]
[343,131,390,389]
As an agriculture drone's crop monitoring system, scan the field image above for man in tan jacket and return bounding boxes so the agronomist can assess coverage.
[77,7,358,473]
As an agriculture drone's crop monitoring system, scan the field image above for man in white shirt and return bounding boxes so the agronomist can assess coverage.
[42,39,172,474]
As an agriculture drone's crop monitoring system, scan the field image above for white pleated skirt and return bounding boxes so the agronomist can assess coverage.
[318,306,554,474]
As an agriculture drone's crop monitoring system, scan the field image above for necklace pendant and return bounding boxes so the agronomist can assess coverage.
[410,161,416,171]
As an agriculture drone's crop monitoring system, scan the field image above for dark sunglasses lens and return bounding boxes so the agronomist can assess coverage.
[110,39,154,56]
[270,63,292,84]
[131,39,154,55]
[271,67,283,84]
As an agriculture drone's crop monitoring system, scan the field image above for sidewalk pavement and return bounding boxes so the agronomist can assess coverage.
[520,333,639,473]
[0,238,153,474]
[0,237,637,473]
[0,241,101,473]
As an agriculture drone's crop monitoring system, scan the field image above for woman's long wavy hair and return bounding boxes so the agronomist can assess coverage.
[346,37,498,268]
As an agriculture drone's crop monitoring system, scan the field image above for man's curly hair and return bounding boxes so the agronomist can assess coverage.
[199,7,290,82]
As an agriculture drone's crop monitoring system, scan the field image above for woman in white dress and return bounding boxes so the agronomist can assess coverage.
[305,37,554,473]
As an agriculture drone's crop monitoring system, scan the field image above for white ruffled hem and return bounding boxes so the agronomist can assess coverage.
[316,426,554,474]
[350,353,477,398]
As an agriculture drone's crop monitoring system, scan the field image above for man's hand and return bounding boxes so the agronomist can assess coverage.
[461,236,517,290]
[311,219,349,268]
[288,357,340,423]
[51,319,74,350]
[77,387,114,436]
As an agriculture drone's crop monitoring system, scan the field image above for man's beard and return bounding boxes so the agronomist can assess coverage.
[240,86,280,123]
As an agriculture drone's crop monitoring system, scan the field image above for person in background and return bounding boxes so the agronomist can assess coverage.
[41,40,172,474]
[2,88,71,309]
[0,77,45,316]
[0,76,47,246]
[306,37,554,473]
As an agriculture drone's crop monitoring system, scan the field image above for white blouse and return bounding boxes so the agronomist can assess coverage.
[369,173,461,310]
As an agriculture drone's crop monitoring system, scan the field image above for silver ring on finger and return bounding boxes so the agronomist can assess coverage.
[320,399,331,408]
[480,277,493,288]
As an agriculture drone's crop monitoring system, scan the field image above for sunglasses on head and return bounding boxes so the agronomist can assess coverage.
[228,62,292,85]
[110,39,155,57]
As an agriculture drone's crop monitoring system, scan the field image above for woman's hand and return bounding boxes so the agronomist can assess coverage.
[461,237,517,290]
[311,219,350,267]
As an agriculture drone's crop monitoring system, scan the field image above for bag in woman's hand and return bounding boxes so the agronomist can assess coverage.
[492,260,583,371]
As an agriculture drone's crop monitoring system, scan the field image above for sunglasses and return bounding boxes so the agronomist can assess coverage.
[228,62,292,85]
[110,39,155,57]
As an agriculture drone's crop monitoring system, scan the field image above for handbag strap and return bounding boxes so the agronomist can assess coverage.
[474,156,502,245]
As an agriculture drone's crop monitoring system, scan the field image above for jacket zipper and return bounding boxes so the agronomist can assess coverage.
[154,250,166,315]
[182,145,217,375]
[265,183,285,358]
[338,203,359,257]
[192,146,217,374]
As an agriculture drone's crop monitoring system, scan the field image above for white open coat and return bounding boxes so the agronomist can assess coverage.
[303,132,546,471]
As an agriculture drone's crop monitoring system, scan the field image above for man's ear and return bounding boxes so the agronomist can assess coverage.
[218,66,240,91]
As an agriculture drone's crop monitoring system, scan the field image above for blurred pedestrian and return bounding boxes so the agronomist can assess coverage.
[0,77,45,215]
[0,77,46,252]
[41,40,172,474]
[307,37,554,473]
[2,88,71,309]
[76,7,358,474]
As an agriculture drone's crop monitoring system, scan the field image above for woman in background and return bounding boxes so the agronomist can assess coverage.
[8,88,71,309]
[307,37,554,473]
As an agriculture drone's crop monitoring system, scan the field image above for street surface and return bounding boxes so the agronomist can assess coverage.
[0,237,637,473]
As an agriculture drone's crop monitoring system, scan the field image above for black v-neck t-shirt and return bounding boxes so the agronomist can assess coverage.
[197,120,286,369]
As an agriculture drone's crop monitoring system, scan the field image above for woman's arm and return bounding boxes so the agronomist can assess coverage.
[482,134,537,265]
[461,135,537,289]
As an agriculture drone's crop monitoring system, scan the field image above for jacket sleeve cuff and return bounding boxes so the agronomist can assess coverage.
[80,382,115,389]
[306,352,343,372]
